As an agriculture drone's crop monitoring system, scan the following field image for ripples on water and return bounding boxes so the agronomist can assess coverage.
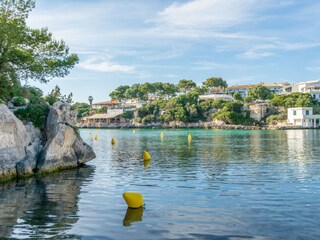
[1,129,320,239]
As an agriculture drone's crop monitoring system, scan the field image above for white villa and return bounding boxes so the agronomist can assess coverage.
[199,94,234,102]
[287,107,320,128]
[283,80,320,101]
[226,83,288,98]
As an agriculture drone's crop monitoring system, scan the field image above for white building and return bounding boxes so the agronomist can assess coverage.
[199,94,234,102]
[287,107,320,128]
[226,83,288,98]
[283,80,320,101]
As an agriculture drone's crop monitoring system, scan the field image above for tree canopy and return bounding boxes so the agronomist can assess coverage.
[202,77,228,91]
[177,79,196,93]
[247,85,273,100]
[0,0,79,101]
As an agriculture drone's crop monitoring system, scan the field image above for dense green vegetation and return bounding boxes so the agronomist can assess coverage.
[14,102,49,129]
[247,85,273,101]
[0,0,78,128]
[0,0,78,102]
[73,102,91,119]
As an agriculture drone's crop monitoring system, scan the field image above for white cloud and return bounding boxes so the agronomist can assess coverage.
[307,66,320,72]
[78,57,135,73]
[156,0,260,29]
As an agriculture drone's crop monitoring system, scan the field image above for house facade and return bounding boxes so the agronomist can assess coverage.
[287,107,320,128]
[283,80,320,101]
[80,109,130,128]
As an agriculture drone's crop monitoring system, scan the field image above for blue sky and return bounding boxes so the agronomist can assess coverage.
[27,0,320,103]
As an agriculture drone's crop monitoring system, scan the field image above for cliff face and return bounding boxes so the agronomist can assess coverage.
[0,102,95,180]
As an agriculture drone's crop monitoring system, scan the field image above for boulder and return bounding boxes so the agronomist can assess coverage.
[0,104,27,179]
[0,102,96,180]
[37,102,95,173]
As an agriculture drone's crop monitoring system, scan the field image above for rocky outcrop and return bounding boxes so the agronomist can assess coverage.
[37,102,95,173]
[0,102,95,181]
[0,104,28,179]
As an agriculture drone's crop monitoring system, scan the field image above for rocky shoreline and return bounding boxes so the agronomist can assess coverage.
[0,102,96,182]
[79,121,317,130]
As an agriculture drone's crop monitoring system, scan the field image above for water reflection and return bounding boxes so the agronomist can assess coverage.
[123,207,144,227]
[0,165,94,239]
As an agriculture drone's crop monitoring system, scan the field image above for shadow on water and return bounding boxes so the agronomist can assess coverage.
[0,165,95,239]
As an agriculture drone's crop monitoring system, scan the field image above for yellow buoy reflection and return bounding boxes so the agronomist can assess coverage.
[123,192,144,209]
[143,150,151,161]
[144,159,151,169]
[123,207,144,227]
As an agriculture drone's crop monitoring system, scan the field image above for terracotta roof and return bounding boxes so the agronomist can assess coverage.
[84,112,122,119]
[92,100,121,106]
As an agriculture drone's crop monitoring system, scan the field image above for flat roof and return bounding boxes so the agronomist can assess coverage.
[84,112,122,119]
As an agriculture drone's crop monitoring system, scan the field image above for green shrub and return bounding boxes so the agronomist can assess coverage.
[266,113,287,125]
[142,115,156,124]
[212,111,254,125]
[122,111,134,119]
[134,117,142,123]
[12,96,27,106]
[14,103,50,129]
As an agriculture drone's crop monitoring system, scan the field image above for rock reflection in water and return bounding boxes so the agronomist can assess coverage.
[123,207,144,227]
[0,165,94,239]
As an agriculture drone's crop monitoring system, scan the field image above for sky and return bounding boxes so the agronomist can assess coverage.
[26,0,320,103]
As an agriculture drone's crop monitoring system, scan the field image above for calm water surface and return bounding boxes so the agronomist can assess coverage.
[1,129,320,239]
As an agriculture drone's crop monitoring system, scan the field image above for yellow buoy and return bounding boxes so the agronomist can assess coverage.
[123,192,144,209]
[94,135,98,140]
[111,138,115,145]
[143,150,151,161]
[188,134,192,141]
[89,131,92,135]
[160,132,164,138]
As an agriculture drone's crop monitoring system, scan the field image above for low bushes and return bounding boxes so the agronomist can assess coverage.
[14,103,50,129]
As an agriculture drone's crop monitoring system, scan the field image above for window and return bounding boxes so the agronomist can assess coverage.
[293,110,296,115]
[306,110,309,115]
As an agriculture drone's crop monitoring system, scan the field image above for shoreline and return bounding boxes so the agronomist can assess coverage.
[78,124,319,131]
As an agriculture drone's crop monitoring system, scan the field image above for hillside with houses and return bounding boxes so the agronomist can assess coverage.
[77,78,320,129]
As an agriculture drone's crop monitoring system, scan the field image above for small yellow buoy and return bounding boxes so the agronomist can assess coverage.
[94,135,98,140]
[89,131,92,135]
[160,132,164,138]
[111,138,115,145]
[188,134,192,141]
[123,192,144,208]
[143,150,151,161]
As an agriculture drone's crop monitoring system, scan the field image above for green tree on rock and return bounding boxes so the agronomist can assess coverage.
[109,85,130,100]
[177,79,197,93]
[0,0,79,101]
[247,85,273,100]
[202,77,228,93]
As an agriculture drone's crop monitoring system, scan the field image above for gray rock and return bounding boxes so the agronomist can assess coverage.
[38,102,95,173]
[0,102,95,180]
[0,104,27,179]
